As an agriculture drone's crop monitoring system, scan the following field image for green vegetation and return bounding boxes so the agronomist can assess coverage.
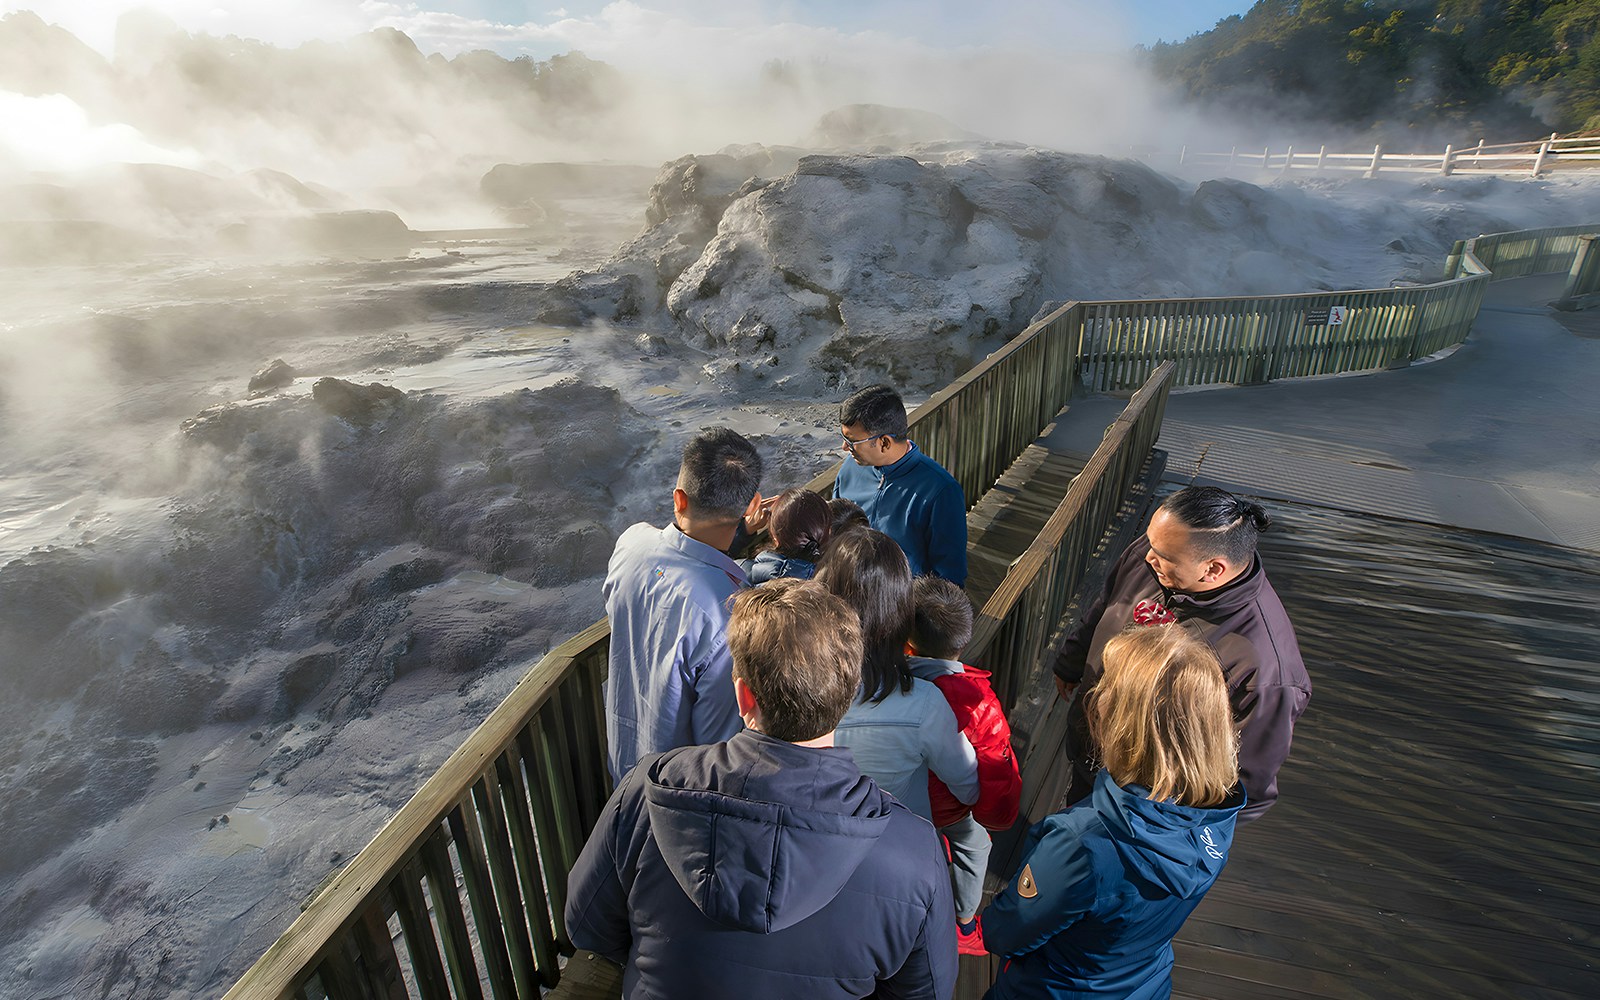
[1148,1,1600,139]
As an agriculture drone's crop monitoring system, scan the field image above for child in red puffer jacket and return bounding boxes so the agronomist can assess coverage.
[908,576,1022,956]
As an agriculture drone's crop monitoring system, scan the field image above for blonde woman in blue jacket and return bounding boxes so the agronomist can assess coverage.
[984,624,1244,1000]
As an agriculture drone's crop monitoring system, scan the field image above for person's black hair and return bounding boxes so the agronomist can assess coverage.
[839,384,908,440]
[814,528,914,703]
[679,428,761,522]
[826,497,870,537]
[910,576,973,660]
[769,489,830,562]
[1159,486,1271,566]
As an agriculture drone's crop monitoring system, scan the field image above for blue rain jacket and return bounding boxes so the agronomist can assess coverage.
[984,770,1245,1000]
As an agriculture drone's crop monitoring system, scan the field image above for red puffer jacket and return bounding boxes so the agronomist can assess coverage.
[926,665,1021,830]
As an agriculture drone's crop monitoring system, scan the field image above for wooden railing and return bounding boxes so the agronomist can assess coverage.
[1070,275,1488,392]
[1460,224,1600,280]
[963,362,1174,709]
[1556,235,1600,311]
[892,302,1084,508]
[224,222,1592,1000]
[1067,220,1600,393]
[1171,133,1600,177]
[223,622,613,1000]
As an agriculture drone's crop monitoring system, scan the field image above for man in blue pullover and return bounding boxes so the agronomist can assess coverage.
[833,384,968,585]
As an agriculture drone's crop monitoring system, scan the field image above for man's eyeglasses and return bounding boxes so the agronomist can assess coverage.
[841,432,884,452]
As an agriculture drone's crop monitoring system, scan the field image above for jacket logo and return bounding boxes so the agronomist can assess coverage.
[1200,826,1224,861]
[1133,599,1176,626]
[1017,864,1039,899]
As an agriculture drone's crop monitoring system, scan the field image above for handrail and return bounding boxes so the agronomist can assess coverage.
[1171,133,1600,176]
[1556,234,1600,310]
[223,221,1596,1000]
[224,620,613,999]
[795,302,1083,508]
[963,362,1175,708]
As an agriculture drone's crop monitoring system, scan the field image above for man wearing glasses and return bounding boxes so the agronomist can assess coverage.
[834,384,967,585]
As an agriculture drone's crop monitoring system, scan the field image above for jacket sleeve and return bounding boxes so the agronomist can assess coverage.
[923,478,969,586]
[923,695,981,806]
[875,829,959,1000]
[686,612,743,748]
[982,817,1096,958]
[563,777,634,964]
[1233,679,1305,822]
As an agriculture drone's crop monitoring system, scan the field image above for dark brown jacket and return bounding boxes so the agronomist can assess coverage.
[1055,536,1312,821]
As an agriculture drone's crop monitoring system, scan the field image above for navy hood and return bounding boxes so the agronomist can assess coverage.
[1093,770,1245,900]
[642,730,893,933]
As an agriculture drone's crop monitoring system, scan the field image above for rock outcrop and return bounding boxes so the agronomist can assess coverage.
[540,142,1362,391]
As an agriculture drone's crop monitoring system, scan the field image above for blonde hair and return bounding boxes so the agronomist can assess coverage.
[1085,624,1240,808]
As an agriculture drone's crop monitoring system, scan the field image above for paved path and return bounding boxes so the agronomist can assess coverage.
[1058,274,1600,550]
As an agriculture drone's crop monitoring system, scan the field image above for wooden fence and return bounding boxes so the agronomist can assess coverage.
[222,222,1591,999]
[1173,133,1600,178]
[222,622,613,1000]
[964,363,1174,709]
[1556,234,1600,311]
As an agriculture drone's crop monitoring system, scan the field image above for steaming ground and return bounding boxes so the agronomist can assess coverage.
[2,147,1599,999]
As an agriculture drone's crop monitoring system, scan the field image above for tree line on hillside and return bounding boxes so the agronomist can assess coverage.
[1147,0,1600,144]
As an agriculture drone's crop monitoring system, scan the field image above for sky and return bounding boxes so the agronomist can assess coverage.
[1,1,1255,60]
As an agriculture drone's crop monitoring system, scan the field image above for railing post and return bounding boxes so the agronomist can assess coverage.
[1531,139,1552,177]
[1282,145,1295,177]
[1440,144,1454,176]
[1316,145,1328,171]
[1262,146,1270,169]
[1444,239,1465,280]
[1474,138,1484,165]
[1229,146,1238,168]
[1555,234,1600,311]
[1367,144,1383,178]
[1179,145,1188,165]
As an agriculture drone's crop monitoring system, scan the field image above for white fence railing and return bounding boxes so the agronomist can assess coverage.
[1159,133,1600,178]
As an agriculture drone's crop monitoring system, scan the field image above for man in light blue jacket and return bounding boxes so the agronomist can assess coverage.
[602,428,763,779]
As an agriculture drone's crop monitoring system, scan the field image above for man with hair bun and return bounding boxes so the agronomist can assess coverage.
[1053,485,1311,822]
[562,579,958,1000]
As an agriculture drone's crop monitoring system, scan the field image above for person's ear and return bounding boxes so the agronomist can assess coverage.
[1201,557,1229,584]
[743,491,763,521]
[672,487,689,517]
[734,676,760,726]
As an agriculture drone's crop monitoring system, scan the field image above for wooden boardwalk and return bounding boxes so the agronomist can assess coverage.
[964,431,1088,610]
[961,489,1600,999]
[1173,499,1600,999]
